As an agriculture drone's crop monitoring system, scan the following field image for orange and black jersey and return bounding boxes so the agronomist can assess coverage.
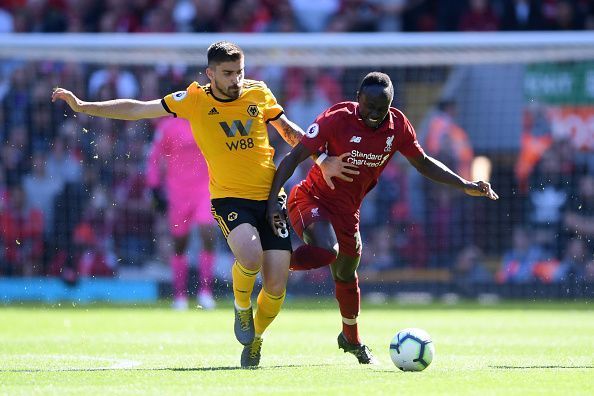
[162,79,283,200]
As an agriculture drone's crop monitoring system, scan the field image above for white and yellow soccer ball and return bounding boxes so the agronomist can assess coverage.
[389,328,435,371]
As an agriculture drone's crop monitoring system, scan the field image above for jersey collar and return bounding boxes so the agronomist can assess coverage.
[207,84,240,103]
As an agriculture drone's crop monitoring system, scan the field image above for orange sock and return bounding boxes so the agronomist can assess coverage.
[231,260,259,309]
[254,288,286,335]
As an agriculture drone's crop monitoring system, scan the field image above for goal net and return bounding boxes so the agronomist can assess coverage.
[1,32,593,288]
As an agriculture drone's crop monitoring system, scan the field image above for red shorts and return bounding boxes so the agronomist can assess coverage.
[288,184,362,257]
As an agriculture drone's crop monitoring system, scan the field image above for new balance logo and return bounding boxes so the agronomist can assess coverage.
[350,136,362,143]
[208,107,219,115]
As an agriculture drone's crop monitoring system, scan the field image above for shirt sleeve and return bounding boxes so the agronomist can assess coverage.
[398,116,425,159]
[299,109,335,154]
[262,85,284,123]
[162,82,199,120]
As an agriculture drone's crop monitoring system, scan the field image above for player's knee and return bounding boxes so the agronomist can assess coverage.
[237,251,263,271]
[334,268,356,282]
[263,280,286,296]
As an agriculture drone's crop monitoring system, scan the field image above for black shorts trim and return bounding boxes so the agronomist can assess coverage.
[210,206,230,238]
[211,197,292,251]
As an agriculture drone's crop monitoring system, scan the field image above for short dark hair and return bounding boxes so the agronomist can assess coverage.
[207,41,244,67]
[359,72,393,98]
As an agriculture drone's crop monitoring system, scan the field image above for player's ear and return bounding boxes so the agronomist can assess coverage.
[205,66,214,81]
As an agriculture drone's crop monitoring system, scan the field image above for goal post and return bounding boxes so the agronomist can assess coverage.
[1,32,594,66]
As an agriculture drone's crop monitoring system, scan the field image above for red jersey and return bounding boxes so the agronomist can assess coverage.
[299,102,424,213]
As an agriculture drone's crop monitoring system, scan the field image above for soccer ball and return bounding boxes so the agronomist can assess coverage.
[389,328,435,371]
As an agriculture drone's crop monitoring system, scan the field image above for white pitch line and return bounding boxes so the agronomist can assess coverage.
[10,354,142,371]
[106,358,142,370]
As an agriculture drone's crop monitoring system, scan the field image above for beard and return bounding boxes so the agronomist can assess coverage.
[225,86,241,99]
[213,80,241,100]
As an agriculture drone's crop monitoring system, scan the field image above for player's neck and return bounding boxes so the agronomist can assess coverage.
[209,84,240,103]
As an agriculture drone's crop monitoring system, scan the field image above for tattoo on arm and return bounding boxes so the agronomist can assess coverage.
[277,117,304,147]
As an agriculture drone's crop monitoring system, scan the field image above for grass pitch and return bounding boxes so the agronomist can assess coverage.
[1,300,593,395]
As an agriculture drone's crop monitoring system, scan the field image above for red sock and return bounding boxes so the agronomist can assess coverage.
[171,254,188,299]
[335,277,361,345]
[290,245,337,271]
[198,251,215,294]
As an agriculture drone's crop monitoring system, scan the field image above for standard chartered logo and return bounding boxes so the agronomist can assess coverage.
[348,150,390,167]
[219,119,255,151]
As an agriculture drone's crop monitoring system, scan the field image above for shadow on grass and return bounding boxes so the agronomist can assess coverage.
[1,363,334,373]
[491,365,594,369]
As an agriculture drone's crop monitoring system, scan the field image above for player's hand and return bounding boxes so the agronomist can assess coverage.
[266,199,288,238]
[464,181,499,200]
[319,152,359,190]
[51,87,82,112]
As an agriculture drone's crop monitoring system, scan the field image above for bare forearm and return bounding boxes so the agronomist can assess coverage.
[52,88,167,121]
[279,119,304,147]
[270,115,305,147]
[277,121,323,163]
[415,156,469,190]
[77,99,155,120]
[268,144,311,202]
[269,159,298,201]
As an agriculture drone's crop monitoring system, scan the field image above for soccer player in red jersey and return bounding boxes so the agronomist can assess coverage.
[266,72,498,364]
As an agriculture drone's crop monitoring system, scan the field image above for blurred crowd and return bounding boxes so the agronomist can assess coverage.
[358,99,594,286]
[0,0,594,34]
[0,60,346,279]
[0,0,593,286]
[0,60,592,286]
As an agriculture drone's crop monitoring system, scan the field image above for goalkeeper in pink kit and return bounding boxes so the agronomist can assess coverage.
[267,72,498,364]
[147,117,218,310]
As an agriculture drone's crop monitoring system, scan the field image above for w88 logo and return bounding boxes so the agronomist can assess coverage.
[226,138,255,151]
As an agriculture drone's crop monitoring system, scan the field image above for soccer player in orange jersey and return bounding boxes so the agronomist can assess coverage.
[52,41,352,368]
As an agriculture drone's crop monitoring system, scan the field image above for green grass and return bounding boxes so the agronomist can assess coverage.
[1,300,593,395]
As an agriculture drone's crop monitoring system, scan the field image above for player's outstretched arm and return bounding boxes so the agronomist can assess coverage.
[51,87,169,121]
[266,142,313,236]
[407,154,498,200]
